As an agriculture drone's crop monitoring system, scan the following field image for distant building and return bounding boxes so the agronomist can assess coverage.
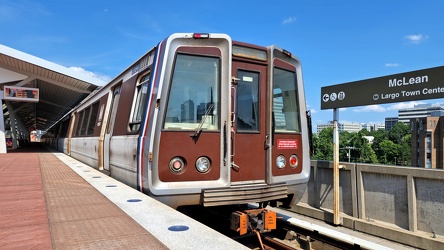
[317,122,384,134]
[362,136,374,144]
[398,104,444,124]
[411,116,444,169]
[316,121,362,134]
[181,99,194,122]
[362,123,385,132]
[385,117,398,131]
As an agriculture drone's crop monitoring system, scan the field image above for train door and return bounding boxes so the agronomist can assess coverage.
[231,62,267,182]
[103,85,121,171]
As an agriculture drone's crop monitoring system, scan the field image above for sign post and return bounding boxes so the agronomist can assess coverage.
[320,65,444,226]
[333,109,340,225]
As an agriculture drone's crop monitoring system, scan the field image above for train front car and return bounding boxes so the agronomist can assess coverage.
[143,33,309,208]
[143,33,232,208]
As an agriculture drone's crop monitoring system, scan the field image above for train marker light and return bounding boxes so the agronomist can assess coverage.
[276,155,286,169]
[169,157,185,173]
[193,33,210,39]
[289,155,298,168]
[283,49,292,57]
[196,156,211,173]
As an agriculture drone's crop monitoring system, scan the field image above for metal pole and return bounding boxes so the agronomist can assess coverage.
[333,108,340,225]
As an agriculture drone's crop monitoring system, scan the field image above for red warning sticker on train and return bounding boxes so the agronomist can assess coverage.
[277,139,298,149]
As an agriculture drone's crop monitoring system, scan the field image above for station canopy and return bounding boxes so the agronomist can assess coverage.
[0,44,105,133]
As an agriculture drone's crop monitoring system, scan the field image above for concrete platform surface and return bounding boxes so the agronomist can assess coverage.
[0,144,247,249]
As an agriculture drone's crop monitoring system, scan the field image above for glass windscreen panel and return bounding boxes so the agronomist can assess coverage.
[237,70,260,132]
[164,54,220,130]
[273,67,301,133]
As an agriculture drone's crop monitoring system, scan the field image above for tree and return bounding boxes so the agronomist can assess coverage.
[312,127,333,160]
[313,123,411,166]
[349,130,378,163]
[371,129,389,164]
[389,122,409,144]
[378,139,399,165]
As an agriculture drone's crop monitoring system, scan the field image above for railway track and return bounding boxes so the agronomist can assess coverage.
[177,205,364,250]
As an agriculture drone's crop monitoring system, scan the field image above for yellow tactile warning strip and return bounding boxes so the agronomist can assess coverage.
[38,152,168,249]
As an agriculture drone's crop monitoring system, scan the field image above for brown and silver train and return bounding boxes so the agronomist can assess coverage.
[45,33,311,209]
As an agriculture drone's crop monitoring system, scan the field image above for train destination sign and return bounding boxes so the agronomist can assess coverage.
[3,86,39,103]
[321,66,444,110]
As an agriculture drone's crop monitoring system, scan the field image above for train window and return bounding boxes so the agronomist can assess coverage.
[236,70,259,131]
[86,101,100,135]
[81,106,91,135]
[164,54,219,131]
[107,85,121,134]
[75,110,85,136]
[273,67,301,133]
[129,73,151,132]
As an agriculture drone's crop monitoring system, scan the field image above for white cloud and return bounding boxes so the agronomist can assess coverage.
[386,101,425,110]
[69,66,111,84]
[404,34,428,44]
[385,63,399,67]
[282,17,296,24]
[353,105,386,113]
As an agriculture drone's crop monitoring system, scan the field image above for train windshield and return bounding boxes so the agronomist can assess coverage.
[273,67,301,133]
[164,54,220,131]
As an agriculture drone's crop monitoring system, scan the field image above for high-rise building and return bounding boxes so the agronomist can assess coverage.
[181,99,194,122]
[410,116,444,169]
[398,104,444,124]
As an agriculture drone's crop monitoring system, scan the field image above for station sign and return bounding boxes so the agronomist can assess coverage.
[321,66,444,110]
[3,86,39,102]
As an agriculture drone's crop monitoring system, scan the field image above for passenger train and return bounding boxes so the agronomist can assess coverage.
[45,33,311,209]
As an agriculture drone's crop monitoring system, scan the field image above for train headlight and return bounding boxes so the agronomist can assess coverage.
[169,157,185,173]
[289,155,298,168]
[276,155,286,169]
[196,156,211,173]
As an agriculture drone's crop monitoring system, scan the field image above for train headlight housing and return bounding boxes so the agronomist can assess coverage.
[289,155,298,168]
[196,156,211,173]
[276,155,286,169]
[169,157,185,173]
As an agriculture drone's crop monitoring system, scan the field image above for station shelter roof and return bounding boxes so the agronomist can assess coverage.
[0,44,105,133]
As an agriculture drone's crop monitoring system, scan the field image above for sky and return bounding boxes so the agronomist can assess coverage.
[1,0,444,132]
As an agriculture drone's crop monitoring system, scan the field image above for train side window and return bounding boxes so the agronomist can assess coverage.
[129,73,151,132]
[164,54,220,131]
[75,111,85,136]
[81,106,91,135]
[106,85,121,134]
[86,101,100,135]
[273,67,301,133]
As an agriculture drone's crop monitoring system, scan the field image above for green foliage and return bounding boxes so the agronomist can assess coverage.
[313,124,411,166]
[312,127,333,160]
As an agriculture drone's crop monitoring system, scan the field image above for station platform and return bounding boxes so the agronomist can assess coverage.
[0,143,247,249]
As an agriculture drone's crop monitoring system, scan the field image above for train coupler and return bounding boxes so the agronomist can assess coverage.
[230,208,276,235]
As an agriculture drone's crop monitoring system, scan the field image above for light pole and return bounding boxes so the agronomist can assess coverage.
[340,146,356,162]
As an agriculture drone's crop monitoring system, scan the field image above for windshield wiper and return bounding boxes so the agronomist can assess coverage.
[190,103,214,140]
